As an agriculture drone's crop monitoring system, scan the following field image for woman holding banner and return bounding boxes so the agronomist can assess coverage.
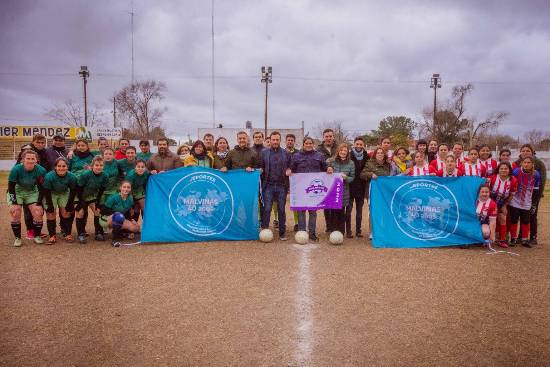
[327,143,355,238]
[489,161,517,248]
[288,137,333,242]
[360,147,391,240]
[213,137,230,169]
[390,147,412,176]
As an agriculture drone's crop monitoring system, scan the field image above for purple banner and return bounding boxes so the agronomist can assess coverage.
[289,172,344,210]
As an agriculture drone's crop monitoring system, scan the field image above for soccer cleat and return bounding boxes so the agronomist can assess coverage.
[521,239,532,248]
[293,224,298,232]
[46,235,56,246]
[111,241,121,248]
[95,233,105,241]
[78,235,87,244]
[64,234,74,243]
[13,238,22,247]
[25,230,33,240]
[273,220,279,227]
[279,235,288,241]
[509,238,518,247]
[309,234,319,242]
[33,236,44,245]
[529,238,538,246]
[498,240,509,249]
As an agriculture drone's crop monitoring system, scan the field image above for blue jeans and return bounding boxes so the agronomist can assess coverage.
[262,183,287,235]
[297,210,317,236]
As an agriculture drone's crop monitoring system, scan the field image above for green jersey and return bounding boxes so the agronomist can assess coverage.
[78,169,108,200]
[70,151,95,178]
[137,151,152,161]
[117,158,136,176]
[126,169,150,198]
[102,160,123,193]
[105,193,134,214]
[43,171,77,193]
[8,163,46,190]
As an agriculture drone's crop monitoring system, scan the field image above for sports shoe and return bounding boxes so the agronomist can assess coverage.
[521,239,532,248]
[529,237,538,246]
[356,233,363,238]
[46,235,56,245]
[33,236,44,245]
[498,240,509,249]
[279,235,288,241]
[64,234,74,243]
[509,238,518,247]
[369,233,373,240]
[309,234,319,242]
[346,233,353,239]
[293,224,298,232]
[13,238,22,247]
[95,233,105,241]
[111,241,121,247]
[78,235,87,244]
[273,220,279,227]
[26,230,34,240]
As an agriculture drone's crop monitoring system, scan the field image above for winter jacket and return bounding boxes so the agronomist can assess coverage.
[146,150,183,172]
[225,146,258,170]
[360,159,391,196]
[212,152,229,169]
[259,147,291,185]
[317,142,337,161]
[45,146,69,171]
[328,158,355,206]
[350,152,367,198]
[290,150,327,173]
[183,153,213,168]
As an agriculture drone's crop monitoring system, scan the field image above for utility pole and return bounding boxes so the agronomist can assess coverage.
[261,66,272,138]
[113,97,117,127]
[430,73,441,139]
[130,0,135,85]
[211,0,216,127]
[79,66,90,127]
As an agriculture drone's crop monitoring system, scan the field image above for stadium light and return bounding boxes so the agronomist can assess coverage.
[79,66,90,127]
[261,66,273,138]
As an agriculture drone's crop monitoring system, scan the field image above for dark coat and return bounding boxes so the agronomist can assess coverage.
[349,152,368,198]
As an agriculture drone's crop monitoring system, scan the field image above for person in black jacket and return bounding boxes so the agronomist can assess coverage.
[317,128,338,232]
[348,137,368,238]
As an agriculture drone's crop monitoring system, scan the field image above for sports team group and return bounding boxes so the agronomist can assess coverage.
[6,129,546,247]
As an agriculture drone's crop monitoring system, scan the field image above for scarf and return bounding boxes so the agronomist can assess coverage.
[352,148,364,161]
[75,150,91,158]
[393,156,408,172]
[216,150,229,159]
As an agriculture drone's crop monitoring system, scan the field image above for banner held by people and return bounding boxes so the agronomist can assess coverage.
[370,176,486,248]
[142,167,260,243]
[290,172,344,210]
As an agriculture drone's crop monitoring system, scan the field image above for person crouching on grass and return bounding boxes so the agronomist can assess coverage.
[42,158,78,244]
[75,156,108,244]
[476,185,497,246]
[489,161,517,248]
[7,150,46,247]
[99,181,140,247]
[126,160,150,222]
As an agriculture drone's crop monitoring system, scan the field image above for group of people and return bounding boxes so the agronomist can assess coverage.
[6,130,546,248]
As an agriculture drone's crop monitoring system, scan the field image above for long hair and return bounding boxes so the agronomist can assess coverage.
[214,137,229,152]
[370,147,389,165]
[332,143,350,162]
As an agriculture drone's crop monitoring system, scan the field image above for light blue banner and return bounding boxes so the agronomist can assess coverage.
[141,167,260,243]
[370,176,486,248]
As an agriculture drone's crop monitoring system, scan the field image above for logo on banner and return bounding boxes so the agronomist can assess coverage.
[305,179,328,197]
[390,179,459,240]
[168,171,234,236]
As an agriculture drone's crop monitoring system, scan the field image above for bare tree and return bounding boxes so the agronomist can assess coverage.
[45,99,105,127]
[114,80,167,139]
[523,129,546,148]
[467,111,509,147]
[316,120,351,144]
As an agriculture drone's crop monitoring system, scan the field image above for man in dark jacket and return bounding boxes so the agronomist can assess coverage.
[348,136,368,237]
[317,128,337,232]
[259,132,291,240]
[45,134,69,170]
[252,131,265,159]
[222,131,257,171]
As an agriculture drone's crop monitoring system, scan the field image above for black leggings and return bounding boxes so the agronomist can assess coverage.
[509,206,530,225]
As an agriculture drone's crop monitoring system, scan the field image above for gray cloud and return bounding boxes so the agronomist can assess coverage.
[1,0,549,140]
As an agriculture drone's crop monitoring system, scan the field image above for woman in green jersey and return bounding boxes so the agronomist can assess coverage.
[7,150,46,246]
[126,159,149,222]
[75,156,108,244]
[117,146,137,176]
[69,139,95,178]
[99,181,140,247]
[101,148,123,204]
[43,158,78,244]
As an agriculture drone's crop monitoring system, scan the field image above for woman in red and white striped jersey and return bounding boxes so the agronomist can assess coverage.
[462,147,487,177]
[479,144,498,177]
[489,161,517,248]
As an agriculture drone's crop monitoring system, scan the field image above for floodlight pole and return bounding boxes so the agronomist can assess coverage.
[79,66,90,127]
[430,73,441,138]
[261,66,272,138]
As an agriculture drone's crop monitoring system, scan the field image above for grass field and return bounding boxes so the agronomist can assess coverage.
[1,172,549,366]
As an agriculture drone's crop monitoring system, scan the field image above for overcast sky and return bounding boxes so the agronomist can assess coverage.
[1,0,549,140]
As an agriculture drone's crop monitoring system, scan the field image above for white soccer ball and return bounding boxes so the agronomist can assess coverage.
[329,231,344,245]
[259,229,274,243]
[295,231,309,245]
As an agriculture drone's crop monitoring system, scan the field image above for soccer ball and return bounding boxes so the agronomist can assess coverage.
[259,229,274,243]
[329,231,344,245]
[294,231,309,245]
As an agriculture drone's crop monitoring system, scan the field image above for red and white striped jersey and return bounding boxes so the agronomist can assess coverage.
[480,158,498,176]
[429,157,446,172]
[476,198,497,224]
[489,175,517,206]
[462,161,487,177]
[436,168,463,177]
[408,165,431,176]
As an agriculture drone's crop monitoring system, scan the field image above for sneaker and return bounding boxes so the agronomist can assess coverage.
[369,234,373,240]
[510,238,518,247]
[529,238,538,246]
[498,240,509,249]
[293,224,298,232]
[33,236,44,245]
[78,235,87,244]
[64,234,74,243]
[13,238,22,247]
[309,234,319,242]
[273,220,279,227]
[46,235,56,245]
[127,233,135,240]
[346,233,353,239]
[279,235,288,241]
[521,239,532,248]
[95,233,105,241]
[26,230,33,240]
[356,233,363,238]
[111,241,121,247]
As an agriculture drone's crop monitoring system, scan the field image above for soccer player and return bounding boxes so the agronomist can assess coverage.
[101,148,123,204]
[117,146,138,176]
[115,138,130,160]
[126,160,150,222]
[137,140,153,161]
[462,147,487,177]
[499,149,512,164]
[42,158,78,244]
[436,154,463,177]
[429,144,449,173]
[70,139,95,179]
[476,185,498,245]
[99,181,140,247]
[7,150,46,246]
[75,156,108,243]
[479,144,498,177]
[427,139,438,163]
[489,162,517,248]
[452,142,468,166]
[408,151,433,176]
[509,156,541,247]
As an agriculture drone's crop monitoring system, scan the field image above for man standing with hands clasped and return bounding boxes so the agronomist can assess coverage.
[146,138,183,174]
[259,132,291,241]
